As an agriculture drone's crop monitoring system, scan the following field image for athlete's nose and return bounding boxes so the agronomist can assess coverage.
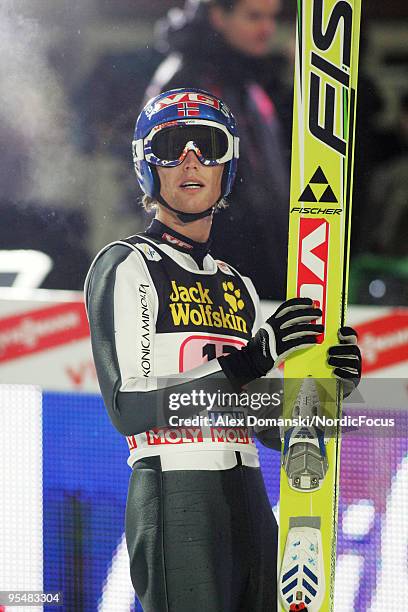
[182,150,200,169]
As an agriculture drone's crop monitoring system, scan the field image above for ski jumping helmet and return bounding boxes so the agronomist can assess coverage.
[132,87,239,223]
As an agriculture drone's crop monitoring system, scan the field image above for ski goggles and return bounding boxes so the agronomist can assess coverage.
[133,120,239,167]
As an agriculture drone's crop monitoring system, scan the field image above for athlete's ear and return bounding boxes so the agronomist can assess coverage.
[209,5,230,34]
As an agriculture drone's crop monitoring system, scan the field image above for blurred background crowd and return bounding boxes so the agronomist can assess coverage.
[1,0,407,303]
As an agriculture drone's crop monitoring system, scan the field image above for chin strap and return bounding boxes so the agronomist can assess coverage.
[152,163,226,223]
[157,194,216,224]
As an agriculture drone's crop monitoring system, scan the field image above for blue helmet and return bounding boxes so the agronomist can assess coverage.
[132,88,239,201]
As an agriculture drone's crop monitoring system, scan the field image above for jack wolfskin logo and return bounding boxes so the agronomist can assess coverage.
[168,280,247,333]
[223,281,245,313]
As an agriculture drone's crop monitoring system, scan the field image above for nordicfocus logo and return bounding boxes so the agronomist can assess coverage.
[169,280,247,333]
[139,284,151,376]
[297,218,329,341]
[309,0,353,155]
[0,303,89,362]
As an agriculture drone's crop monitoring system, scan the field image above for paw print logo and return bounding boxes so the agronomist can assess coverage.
[223,281,244,313]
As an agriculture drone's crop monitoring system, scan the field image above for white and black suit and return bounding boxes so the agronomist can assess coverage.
[85,219,278,611]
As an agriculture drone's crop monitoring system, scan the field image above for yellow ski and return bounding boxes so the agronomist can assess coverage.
[278,1,361,611]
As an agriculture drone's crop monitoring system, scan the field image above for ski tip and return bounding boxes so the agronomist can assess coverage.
[289,604,308,611]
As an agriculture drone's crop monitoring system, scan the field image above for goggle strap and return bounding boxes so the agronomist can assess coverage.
[132,139,144,161]
[234,137,239,158]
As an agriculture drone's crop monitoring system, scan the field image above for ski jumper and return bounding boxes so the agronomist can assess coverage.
[85,220,278,611]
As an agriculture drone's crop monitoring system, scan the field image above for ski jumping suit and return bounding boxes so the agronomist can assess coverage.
[85,220,278,612]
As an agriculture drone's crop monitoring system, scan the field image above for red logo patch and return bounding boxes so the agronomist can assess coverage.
[146,427,204,445]
[356,311,408,373]
[154,92,220,114]
[211,427,250,444]
[297,218,329,342]
[0,303,89,363]
[162,232,193,250]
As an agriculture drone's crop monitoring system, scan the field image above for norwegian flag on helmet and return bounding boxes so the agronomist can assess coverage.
[177,102,200,117]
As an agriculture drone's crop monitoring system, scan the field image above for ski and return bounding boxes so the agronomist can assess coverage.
[278,1,362,611]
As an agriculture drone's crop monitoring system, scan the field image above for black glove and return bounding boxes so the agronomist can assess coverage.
[219,297,323,389]
[327,326,362,396]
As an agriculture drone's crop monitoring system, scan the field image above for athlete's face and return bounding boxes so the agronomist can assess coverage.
[210,0,281,57]
[157,151,224,214]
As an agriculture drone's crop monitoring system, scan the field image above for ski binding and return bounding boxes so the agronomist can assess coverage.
[282,378,329,492]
